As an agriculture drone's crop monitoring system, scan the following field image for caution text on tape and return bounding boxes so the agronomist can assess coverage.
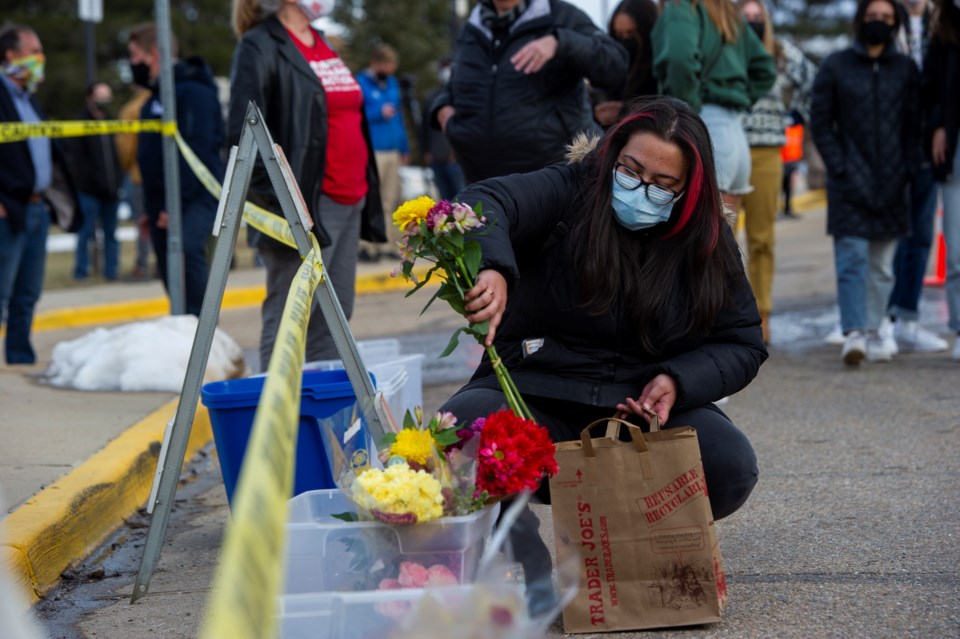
[200,244,324,639]
[0,119,175,143]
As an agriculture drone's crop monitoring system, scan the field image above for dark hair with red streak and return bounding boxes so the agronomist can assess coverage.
[572,96,741,353]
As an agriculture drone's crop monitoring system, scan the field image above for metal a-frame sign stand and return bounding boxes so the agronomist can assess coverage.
[130,102,391,602]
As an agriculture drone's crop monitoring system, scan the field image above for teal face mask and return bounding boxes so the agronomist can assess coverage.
[610,169,677,231]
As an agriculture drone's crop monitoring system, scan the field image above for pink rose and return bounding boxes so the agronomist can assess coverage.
[426,563,458,586]
[378,577,402,590]
[398,561,430,588]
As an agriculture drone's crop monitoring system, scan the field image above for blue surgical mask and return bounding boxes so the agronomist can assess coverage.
[610,170,676,231]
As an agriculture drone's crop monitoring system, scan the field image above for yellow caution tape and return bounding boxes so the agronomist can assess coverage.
[0,119,175,142]
[200,241,324,639]
[0,118,300,250]
[173,131,298,249]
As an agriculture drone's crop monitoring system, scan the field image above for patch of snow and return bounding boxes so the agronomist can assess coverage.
[44,316,247,392]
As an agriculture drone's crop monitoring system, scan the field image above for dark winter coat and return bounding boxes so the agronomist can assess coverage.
[810,42,921,239]
[65,105,123,200]
[455,151,767,414]
[227,15,386,249]
[924,38,960,182]
[0,80,80,233]
[138,57,225,219]
[430,0,629,184]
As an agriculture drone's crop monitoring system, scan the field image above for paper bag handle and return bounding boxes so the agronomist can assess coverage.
[580,418,649,457]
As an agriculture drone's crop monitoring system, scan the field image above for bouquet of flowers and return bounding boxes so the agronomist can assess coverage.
[390,196,532,421]
[337,407,558,525]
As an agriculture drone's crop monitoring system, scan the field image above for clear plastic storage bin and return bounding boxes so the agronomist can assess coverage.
[283,489,500,595]
[278,583,526,639]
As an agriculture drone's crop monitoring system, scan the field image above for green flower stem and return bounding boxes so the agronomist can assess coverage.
[485,344,534,421]
[453,259,534,421]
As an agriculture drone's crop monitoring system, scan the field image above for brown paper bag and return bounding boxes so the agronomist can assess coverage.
[549,417,727,633]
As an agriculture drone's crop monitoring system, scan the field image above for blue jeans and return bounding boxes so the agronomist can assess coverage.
[888,166,939,321]
[431,160,465,201]
[700,104,752,196]
[834,235,897,334]
[0,202,50,364]
[74,192,120,279]
[942,132,960,332]
[149,199,216,316]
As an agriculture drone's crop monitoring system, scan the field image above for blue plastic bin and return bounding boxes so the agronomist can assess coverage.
[200,369,371,505]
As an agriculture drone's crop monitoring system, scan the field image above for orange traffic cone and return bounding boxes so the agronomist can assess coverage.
[924,208,946,287]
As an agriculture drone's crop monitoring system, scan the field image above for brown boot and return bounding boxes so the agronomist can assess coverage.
[760,311,770,344]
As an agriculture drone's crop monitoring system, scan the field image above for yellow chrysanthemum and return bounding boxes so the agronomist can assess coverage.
[389,428,435,465]
[353,463,444,522]
[392,196,436,231]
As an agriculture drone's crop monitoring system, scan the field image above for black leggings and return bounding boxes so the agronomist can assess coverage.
[440,387,759,521]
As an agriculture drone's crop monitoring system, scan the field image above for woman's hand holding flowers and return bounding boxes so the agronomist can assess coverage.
[464,269,507,346]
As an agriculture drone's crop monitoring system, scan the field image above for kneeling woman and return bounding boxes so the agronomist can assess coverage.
[440,96,767,595]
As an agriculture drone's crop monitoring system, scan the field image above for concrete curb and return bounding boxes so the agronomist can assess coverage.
[0,400,212,603]
[33,265,433,334]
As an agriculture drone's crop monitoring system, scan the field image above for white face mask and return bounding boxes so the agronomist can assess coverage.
[297,0,335,21]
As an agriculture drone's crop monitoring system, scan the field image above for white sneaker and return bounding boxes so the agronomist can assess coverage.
[842,331,866,366]
[878,318,899,356]
[894,320,949,353]
[866,333,893,362]
[825,322,845,346]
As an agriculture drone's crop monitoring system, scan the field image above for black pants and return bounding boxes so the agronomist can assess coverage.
[440,387,759,521]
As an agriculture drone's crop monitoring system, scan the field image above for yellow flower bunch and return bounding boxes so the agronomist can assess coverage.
[389,428,436,465]
[353,462,444,523]
[392,196,436,232]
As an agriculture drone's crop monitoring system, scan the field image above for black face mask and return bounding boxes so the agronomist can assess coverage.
[130,61,152,88]
[615,37,638,61]
[748,21,766,40]
[860,20,894,45]
[374,71,389,82]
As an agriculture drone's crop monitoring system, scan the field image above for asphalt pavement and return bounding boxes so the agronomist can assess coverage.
[4,201,960,638]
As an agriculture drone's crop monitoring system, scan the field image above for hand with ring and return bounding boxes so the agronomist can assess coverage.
[464,268,508,346]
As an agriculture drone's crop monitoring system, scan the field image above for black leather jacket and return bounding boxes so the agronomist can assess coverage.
[227,16,385,248]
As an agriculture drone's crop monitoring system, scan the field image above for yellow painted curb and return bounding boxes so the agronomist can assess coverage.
[0,399,212,603]
[791,189,826,213]
[32,266,436,334]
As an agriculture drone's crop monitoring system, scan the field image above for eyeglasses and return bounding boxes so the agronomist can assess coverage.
[613,162,682,206]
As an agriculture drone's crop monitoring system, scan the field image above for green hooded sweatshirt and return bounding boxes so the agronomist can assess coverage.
[652,0,776,112]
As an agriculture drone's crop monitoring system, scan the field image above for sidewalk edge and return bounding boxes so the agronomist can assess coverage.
[0,400,212,603]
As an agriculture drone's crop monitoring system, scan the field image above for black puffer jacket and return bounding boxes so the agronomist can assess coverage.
[227,16,385,248]
[456,159,767,414]
[810,42,921,239]
[431,0,628,184]
[924,38,960,182]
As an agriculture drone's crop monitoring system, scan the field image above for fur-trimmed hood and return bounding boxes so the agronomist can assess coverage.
[565,132,600,164]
